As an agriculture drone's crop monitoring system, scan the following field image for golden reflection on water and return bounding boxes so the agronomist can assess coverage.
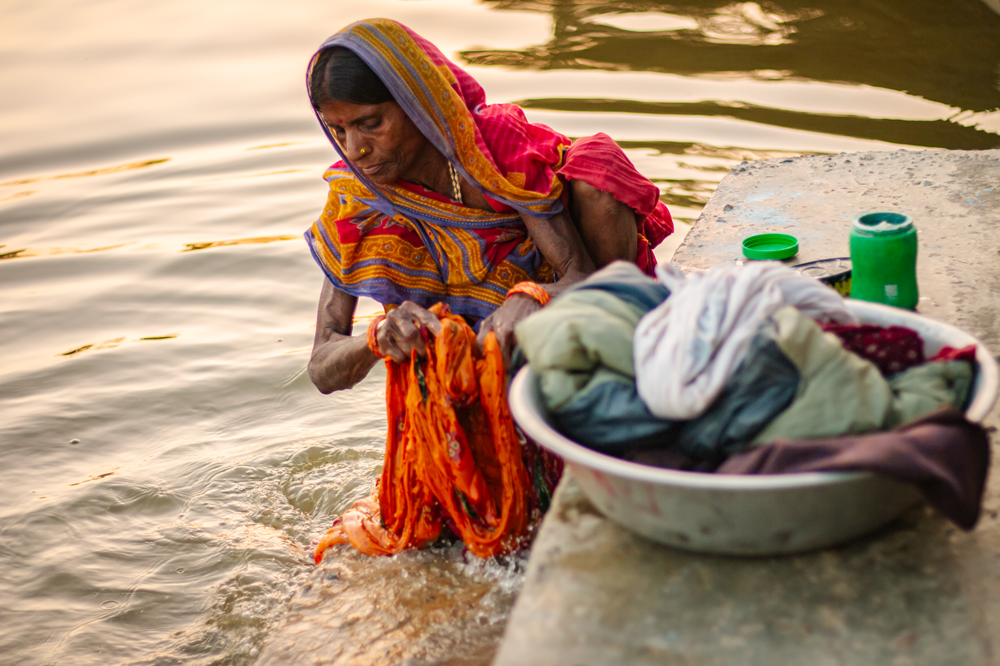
[68,469,121,487]
[1,0,998,665]
[59,336,176,357]
[194,168,311,183]
[245,142,308,151]
[183,235,300,252]
[0,158,171,186]
[1,242,138,261]
[0,190,37,202]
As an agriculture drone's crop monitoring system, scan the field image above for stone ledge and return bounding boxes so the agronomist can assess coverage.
[494,149,1000,666]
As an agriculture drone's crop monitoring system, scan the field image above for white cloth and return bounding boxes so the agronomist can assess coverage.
[633,261,858,419]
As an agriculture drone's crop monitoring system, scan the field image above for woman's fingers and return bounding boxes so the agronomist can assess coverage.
[477,296,541,367]
[379,314,421,362]
[400,302,442,336]
[378,302,442,362]
[376,298,539,368]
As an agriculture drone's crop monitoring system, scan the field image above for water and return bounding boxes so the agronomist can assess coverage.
[1,0,998,664]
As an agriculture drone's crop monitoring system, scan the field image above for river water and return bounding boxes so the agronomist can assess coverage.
[2,1,998,664]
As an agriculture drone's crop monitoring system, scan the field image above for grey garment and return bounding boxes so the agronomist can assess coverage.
[515,261,669,412]
[563,260,670,312]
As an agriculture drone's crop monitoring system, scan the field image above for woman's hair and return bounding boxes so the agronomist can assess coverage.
[309,46,395,108]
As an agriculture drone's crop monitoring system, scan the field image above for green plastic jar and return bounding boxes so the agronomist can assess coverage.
[849,211,918,310]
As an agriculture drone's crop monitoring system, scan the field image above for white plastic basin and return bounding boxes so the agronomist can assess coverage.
[508,300,999,555]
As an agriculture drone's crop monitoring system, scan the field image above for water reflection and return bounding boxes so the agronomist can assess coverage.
[460,0,999,226]
[466,0,1000,117]
[0,191,37,203]
[2,0,999,665]
[518,97,1000,150]
[183,235,300,252]
[1,158,171,186]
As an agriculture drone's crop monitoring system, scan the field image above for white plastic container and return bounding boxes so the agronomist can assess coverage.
[508,300,999,555]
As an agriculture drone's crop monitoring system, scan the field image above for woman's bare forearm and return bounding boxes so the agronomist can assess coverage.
[524,208,596,292]
[308,332,379,394]
[308,281,382,394]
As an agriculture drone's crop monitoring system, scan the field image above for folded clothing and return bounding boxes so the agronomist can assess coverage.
[717,409,990,529]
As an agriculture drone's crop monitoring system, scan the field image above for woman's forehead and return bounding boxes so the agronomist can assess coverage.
[318,100,383,126]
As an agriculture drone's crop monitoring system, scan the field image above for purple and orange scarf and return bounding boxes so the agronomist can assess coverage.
[305,19,672,320]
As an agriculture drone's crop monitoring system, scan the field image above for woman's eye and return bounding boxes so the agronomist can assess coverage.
[364,119,382,131]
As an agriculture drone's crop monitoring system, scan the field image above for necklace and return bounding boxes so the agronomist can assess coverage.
[448,161,463,204]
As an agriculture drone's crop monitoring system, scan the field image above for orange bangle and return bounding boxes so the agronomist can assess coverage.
[367,314,386,358]
[506,281,551,306]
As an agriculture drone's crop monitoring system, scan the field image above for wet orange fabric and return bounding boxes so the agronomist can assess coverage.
[314,303,531,563]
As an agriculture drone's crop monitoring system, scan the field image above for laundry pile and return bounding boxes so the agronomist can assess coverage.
[314,303,558,564]
[515,261,989,528]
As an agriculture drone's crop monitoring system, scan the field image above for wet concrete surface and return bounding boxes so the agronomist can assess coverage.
[494,148,1000,666]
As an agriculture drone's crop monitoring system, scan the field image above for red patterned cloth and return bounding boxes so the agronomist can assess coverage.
[930,344,977,363]
[820,323,925,376]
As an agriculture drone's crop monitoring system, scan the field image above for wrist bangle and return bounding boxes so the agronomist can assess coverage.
[366,314,386,358]
[506,281,551,306]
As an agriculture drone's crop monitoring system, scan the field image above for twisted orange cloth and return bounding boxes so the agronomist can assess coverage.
[314,303,532,563]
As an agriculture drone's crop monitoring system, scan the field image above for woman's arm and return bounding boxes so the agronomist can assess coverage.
[308,280,377,394]
[476,181,639,361]
[476,206,595,361]
[308,280,444,393]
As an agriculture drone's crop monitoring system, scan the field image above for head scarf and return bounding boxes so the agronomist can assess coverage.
[305,19,571,319]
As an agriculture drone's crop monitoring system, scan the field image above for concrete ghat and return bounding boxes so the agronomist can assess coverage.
[494,149,1000,666]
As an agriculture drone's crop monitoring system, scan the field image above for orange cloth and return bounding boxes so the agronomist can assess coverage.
[314,303,531,563]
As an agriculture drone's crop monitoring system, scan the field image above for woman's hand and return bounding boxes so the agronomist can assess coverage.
[375,301,443,363]
[476,294,542,366]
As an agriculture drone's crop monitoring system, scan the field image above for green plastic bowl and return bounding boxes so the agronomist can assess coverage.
[742,233,799,260]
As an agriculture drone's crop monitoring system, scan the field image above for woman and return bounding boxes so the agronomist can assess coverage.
[305,19,673,393]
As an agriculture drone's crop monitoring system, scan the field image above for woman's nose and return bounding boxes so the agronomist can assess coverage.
[344,131,368,162]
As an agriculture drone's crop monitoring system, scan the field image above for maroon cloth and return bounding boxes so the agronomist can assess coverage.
[931,344,977,363]
[820,322,925,376]
[716,409,990,530]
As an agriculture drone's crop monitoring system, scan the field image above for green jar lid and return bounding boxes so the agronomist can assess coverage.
[852,211,913,235]
[742,233,799,260]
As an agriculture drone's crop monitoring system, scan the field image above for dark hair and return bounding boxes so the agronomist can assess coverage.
[309,46,395,108]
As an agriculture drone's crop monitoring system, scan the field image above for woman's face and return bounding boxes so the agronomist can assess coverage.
[318,100,433,186]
